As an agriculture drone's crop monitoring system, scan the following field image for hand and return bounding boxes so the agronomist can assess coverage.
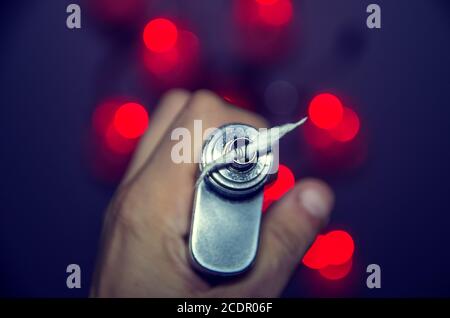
[90,90,334,297]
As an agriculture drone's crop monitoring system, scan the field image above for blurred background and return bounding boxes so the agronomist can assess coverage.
[0,0,449,297]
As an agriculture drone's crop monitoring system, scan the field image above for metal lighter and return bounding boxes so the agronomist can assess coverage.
[189,117,308,276]
[189,123,274,276]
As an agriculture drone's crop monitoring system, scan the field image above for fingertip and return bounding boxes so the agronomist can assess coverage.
[154,89,191,119]
[296,178,334,225]
[159,89,191,106]
[187,90,226,113]
[261,179,334,263]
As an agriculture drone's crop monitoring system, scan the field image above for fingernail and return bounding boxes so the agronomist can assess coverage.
[299,187,332,220]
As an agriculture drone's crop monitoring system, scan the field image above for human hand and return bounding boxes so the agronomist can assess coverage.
[90,90,334,297]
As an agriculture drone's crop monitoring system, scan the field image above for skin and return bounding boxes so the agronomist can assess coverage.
[90,90,334,297]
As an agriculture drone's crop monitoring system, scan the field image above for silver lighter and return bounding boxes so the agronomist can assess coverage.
[189,117,307,276]
[189,123,274,276]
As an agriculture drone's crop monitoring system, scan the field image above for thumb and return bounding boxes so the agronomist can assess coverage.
[212,178,334,297]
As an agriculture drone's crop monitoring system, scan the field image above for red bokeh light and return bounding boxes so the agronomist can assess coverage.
[303,122,335,150]
[257,0,293,26]
[329,107,360,142]
[92,100,149,155]
[233,0,294,62]
[263,164,295,211]
[143,29,200,87]
[319,258,353,280]
[323,230,354,266]
[92,100,117,137]
[90,99,150,183]
[88,0,145,25]
[222,94,254,112]
[143,18,178,53]
[301,234,329,269]
[256,0,278,5]
[302,230,355,270]
[113,102,149,139]
[105,123,137,154]
[308,93,344,130]
[143,48,180,75]
[223,95,236,103]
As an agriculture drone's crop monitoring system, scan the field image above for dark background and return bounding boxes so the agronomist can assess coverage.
[0,0,449,297]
